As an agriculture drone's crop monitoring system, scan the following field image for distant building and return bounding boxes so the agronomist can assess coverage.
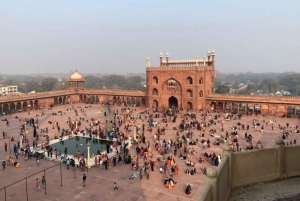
[282,91,291,96]
[0,85,18,95]
[256,90,269,95]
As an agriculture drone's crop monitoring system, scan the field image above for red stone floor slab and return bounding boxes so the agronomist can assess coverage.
[0,103,300,201]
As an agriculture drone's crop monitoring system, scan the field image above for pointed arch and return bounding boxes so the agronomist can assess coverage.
[187,89,193,97]
[153,76,158,84]
[186,77,193,84]
[199,90,203,97]
[153,88,158,95]
[199,78,203,84]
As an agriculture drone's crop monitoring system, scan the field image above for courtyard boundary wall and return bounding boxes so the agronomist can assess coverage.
[198,137,300,201]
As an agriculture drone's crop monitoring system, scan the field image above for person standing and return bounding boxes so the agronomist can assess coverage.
[146,168,150,180]
[2,161,6,170]
[13,144,18,160]
[36,178,41,191]
[82,174,87,187]
[64,147,68,158]
[139,168,143,180]
[113,155,117,167]
[4,143,7,152]
[113,182,118,191]
[41,176,46,189]
[36,158,40,167]
[66,159,70,169]
[99,158,103,170]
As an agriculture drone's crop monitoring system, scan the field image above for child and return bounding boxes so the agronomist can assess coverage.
[36,178,41,191]
[114,182,118,191]
[159,167,163,174]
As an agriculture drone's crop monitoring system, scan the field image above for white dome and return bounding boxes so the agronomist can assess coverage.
[70,71,83,79]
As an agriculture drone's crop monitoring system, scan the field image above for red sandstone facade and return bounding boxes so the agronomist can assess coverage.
[146,51,215,110]
[1,51,300,117]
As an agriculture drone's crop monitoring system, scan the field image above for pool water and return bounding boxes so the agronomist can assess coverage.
[49,137,112,156]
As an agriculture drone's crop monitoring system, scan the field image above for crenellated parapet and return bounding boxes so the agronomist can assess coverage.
[146,66,214,71]
[207,93,300,104]
[155,50,215,67]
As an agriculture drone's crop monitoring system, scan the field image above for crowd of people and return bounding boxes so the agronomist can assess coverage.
[2,101,300,197]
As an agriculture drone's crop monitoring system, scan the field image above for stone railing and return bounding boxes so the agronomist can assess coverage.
[0,90,72,101]
[80,89,146,97]
[208,93,300,99]
[198,137,300,201]
[206,93,300,104]
[0,89,146,103]
[146,66,214,71]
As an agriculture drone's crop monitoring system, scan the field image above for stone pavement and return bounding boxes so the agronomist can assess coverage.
[229,176,300,201]
[0,103,300,201]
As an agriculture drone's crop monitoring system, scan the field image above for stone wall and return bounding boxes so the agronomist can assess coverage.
[198,137,300,201]
[284,145,300,177]
[198,184,213,201]
[217,157,231,201]
[38,98,54,108]
[232,148,278,187]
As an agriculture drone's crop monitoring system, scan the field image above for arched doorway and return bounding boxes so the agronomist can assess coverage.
[187,102,193,110]
[113,97,117,104]
[91,96,95,104]
[169,96,178,108]
[3,104,9,114]
[210,102,216,112]
[16,102,22,111]
[153,100,158,108]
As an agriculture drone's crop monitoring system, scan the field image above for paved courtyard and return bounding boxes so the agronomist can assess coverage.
[0,103,300,201]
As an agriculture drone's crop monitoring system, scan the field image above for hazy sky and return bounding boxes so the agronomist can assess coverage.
[1,1,300,74]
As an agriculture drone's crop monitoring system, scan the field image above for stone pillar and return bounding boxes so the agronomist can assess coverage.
[133,125,137,140]
[222,142,233,188]
[206,168,218,201]
[87,142,91,168]
[275,136,284,179]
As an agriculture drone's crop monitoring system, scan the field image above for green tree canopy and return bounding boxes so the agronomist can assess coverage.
[215,85,230,94]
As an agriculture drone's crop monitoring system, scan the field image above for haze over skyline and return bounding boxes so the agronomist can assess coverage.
[1,1,299,74]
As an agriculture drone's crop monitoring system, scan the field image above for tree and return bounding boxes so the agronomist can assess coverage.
[259,78,278,93]
[215,85,230,94]
[279,73,300,94]
[40,77,57,92]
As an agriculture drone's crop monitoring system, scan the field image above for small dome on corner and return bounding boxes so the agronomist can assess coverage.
[70,71,83,80]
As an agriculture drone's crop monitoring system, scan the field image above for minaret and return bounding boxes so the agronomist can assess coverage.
[195,56,199,66]
[211,49,216,65]
[146,56,150,67]
[166,52,169,66]
[207,50,211,62]
[159,51,163,67]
